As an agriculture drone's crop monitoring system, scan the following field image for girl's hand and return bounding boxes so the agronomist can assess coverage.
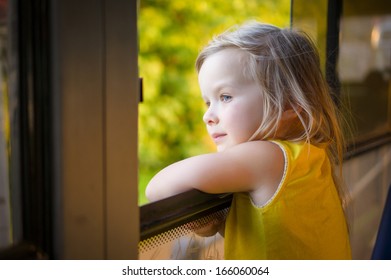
[186,216,226,237]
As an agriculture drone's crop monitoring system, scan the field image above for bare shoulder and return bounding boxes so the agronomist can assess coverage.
[222,140,284,171]
[222,140,285,191]
[221,141,285,205]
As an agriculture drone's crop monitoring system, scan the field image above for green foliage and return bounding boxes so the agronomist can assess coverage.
[138,0,290,204]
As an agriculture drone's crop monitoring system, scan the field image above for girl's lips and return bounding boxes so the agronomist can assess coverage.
[211,133,227,142]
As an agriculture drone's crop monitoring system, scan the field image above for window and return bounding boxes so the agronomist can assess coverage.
[138,0,291,259]
[0,0,12,249]
[291,0,328,74]
[339,0,391,145]
[0,0,22,252]
[138,0,291,205]
[0,0,53,259]
[293,0,391,155]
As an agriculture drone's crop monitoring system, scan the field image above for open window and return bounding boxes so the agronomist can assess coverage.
[138,0,291,260]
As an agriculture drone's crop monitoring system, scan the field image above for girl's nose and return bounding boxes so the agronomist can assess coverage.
[203,107,219,125]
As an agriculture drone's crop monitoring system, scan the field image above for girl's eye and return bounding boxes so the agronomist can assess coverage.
[220,95,232,103]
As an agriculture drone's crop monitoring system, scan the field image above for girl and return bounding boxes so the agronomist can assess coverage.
[146,21,352,259]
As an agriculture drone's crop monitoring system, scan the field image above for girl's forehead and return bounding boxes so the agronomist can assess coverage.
[199,49,249,77]
[198,49,256,89]
[204,48,247,65]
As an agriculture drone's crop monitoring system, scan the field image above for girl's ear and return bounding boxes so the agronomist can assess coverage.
[281,106,302,121]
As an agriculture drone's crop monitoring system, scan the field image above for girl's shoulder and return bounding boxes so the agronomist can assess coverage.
[269,139,328,162]
[223,140,286,198]
[223,140,285,170]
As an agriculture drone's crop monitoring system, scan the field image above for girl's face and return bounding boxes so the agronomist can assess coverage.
[198,48,264,152]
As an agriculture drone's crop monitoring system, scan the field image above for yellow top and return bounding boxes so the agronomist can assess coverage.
[224,140,351,259]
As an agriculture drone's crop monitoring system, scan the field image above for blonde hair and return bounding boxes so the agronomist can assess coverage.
[196,21,350,218]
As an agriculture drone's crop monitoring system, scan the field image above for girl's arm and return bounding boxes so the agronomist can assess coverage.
[145,140,284,203]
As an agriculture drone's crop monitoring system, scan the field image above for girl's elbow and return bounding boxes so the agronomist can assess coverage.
[145,183,159,202]
[145,177,168,202]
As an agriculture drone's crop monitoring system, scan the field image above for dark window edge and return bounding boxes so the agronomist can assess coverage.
[345,132,391,160]
[0,242,46,260]
[140,190,232,241]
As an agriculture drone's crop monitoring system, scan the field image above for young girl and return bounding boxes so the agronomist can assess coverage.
[146,21,352,260]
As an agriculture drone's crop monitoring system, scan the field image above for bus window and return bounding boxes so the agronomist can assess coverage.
[138,0,291,259]
[138,0,291,206]
[0,10,11,249]
[0,0,21,250]
[339,1,391,143]
[291,0,328,74]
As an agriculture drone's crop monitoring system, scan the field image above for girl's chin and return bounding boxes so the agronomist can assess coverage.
[216,144,232,152]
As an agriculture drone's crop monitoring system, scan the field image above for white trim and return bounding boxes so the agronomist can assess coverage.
[250,140,289,209]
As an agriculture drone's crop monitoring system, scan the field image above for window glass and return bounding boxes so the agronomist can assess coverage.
[339,1,391,142]
[138,0,291,205]
[0,0,11,249]
[0,0,21,250]
[291,0,328,74]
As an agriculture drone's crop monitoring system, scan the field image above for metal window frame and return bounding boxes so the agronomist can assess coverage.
[0,0,53,260]
[51,0,139,259]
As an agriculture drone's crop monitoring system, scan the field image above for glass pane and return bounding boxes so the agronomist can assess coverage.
[139,208,228,260]
[291,0,328,73]
[0,0,11,249]
[339,1,391,142]
[0,0,21,250]
[138,0,291,205]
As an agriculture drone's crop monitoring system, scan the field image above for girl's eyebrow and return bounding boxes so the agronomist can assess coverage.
[213,81,235,90]
[202,85,237,100]
[210,84,236,95]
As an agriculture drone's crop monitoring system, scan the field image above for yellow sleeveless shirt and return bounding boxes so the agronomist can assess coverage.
[224,140,351,259]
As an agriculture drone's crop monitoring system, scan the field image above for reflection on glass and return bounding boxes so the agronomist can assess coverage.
[0,0,11,249]
[339,2,391,141]
[139,209,227,260]
[291,0,328,73]
[140,233,224,260]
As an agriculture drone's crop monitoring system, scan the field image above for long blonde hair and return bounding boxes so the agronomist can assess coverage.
[196,21,350,218]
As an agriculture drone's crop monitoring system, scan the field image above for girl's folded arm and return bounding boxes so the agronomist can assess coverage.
[145,141,283,202]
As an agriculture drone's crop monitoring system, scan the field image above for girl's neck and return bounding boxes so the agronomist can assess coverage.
[274,118,305,141]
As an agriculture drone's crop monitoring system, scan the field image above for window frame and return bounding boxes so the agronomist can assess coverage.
[140,190,232,241]
[0,0,53,259]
